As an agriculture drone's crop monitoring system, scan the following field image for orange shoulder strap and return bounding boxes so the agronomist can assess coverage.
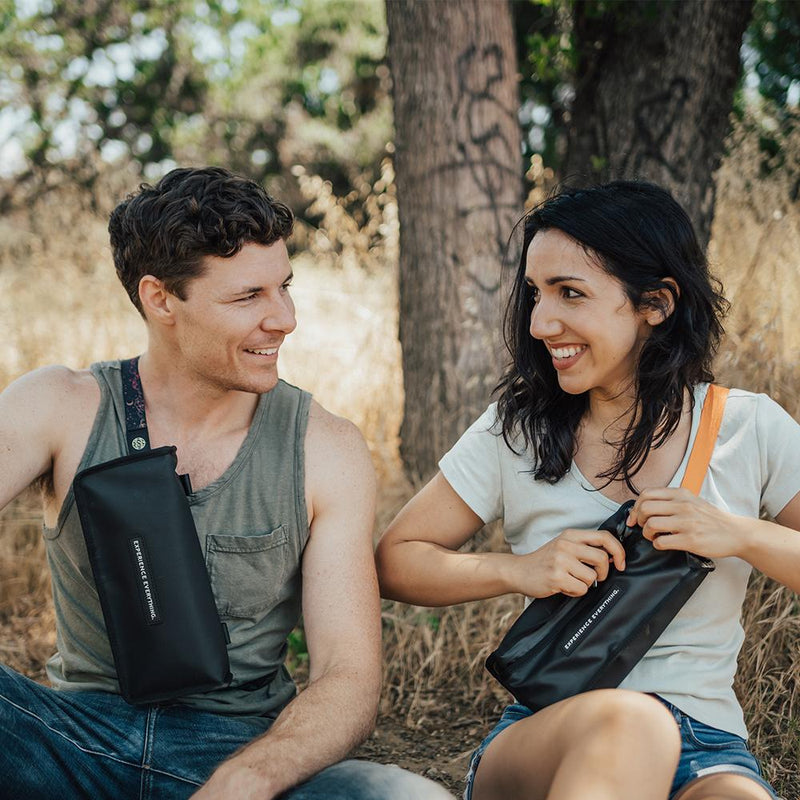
[680,384,729,496]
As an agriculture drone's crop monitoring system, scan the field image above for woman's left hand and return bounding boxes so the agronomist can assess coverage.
[626,488,750,560]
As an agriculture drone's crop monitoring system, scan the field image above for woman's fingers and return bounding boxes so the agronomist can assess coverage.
[555,531,626,587]
[524,528,628,598]
[560,574,595,597]
[627,487,694,527]
[576,530,626,570]
[569,559,602,588]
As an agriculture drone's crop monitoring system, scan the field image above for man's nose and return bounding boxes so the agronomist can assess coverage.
[261,296,297,334]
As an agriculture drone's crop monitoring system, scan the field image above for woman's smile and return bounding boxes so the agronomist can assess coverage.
[547,343,587,370]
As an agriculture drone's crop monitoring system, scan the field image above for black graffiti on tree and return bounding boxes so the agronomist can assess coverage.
[622,77,690,181]
[452,43,519,292]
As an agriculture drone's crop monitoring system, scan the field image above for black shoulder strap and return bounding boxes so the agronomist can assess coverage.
[120,357,151,454]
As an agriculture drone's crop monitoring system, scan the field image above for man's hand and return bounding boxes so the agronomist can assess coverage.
[191,761,277,800]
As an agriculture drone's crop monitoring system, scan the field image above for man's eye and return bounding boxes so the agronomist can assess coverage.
[237,293,258,302]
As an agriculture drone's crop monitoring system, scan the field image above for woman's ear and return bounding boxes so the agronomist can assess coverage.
[641,277,680,327]
[139,275,176,326]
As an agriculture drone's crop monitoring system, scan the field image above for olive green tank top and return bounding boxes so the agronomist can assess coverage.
[43,360,311,718]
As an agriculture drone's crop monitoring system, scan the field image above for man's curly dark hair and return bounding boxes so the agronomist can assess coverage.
[108,166,294,316]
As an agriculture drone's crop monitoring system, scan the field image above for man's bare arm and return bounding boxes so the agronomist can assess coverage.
[0,366,85,514]
[192,405,380,800]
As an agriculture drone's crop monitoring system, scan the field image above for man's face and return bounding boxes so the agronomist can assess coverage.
[167,240,296,395]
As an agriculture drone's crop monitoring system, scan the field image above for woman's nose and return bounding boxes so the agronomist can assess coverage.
[529,299,561,340]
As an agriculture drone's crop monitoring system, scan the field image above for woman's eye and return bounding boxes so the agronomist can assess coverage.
[562,287,582,300]
[527,284,539,302]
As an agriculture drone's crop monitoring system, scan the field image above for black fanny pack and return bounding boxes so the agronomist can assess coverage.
[73,357,231,704]
[485,385,729,713]
[485,500,714,712]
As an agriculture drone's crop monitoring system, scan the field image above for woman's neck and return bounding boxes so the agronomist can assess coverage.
[575,386,694,497]
[584,385,639,440]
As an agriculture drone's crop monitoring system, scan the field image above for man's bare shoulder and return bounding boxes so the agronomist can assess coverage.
[2,364,99,416]
[0,366,101,510]
[304,399,375,504]
[306,399,369,453]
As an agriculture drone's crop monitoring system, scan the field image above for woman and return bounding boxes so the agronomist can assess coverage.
[375,181,800,800]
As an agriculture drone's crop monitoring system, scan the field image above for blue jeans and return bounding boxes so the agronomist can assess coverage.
[0,665,452,800]
[464,698,780,800]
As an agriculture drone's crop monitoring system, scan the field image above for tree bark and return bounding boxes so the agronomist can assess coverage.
[386,0,522,484]
[565,0,753,249]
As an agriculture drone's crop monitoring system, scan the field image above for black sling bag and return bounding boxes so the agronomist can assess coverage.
[73,357,232,704]
[485,385,728,713]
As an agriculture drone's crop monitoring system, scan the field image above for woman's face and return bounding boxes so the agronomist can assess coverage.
[525,229,652,401]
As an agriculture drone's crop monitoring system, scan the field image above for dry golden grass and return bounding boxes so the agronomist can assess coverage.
[1,112,799,796]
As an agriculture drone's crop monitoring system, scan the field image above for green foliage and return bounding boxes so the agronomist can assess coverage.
[512,0,571,172]
[0,0,391,208]
[514,0,798,187]
[746,0,800,111]
[287,626,308,668]
[737,0,800,177]
[2,0,797,211]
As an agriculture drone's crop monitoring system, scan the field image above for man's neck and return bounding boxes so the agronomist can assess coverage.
[135,350,260,440]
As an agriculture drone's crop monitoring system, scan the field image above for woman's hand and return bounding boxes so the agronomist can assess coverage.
[514,529,627,599]
[626,487,749,560]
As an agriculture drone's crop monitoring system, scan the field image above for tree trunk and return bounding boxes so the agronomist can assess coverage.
[565,0,753,249]
[386,0,522,484]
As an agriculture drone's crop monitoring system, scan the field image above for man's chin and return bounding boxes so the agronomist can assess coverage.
[239,372,281,395]
[208,363,281,396]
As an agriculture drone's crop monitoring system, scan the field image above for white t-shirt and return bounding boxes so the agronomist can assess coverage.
[439,383,800,738]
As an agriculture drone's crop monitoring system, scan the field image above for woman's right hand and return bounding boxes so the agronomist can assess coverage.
[376,471,627,606]
[509,529,627,599]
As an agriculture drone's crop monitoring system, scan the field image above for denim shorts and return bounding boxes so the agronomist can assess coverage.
[463,697,780,800]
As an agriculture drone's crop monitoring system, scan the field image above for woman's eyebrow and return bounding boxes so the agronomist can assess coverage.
[545,275,588,285]
[525,275,588,286]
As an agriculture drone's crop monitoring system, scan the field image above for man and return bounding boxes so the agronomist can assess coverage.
[0,167,453,799]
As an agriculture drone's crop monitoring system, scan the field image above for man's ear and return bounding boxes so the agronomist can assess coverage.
[641,277,680,327]
[139,275,177,325]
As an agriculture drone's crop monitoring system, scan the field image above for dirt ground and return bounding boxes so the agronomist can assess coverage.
[354,693,488,798]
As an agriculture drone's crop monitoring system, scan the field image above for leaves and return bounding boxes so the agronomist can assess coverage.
[0,0,391,207]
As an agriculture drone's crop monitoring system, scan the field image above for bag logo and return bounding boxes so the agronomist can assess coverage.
[562,585,624,653]
[129,538,162,625]
[131,437,146,450]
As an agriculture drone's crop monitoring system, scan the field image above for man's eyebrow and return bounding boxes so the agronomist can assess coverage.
[230,272,293,296]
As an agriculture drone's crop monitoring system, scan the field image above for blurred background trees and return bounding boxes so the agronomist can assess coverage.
[0,0,392,217]
[4,0,796,221]
[1,4,800,790]
[5,0,793,480]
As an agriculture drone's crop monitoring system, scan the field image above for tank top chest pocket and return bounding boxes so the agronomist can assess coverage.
[206,526,292,619]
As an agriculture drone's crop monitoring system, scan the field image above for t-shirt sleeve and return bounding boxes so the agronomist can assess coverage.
[756,393,800,517]
[438,404,504,524]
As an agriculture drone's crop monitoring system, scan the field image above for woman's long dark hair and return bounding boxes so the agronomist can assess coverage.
[495,181,729,491]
